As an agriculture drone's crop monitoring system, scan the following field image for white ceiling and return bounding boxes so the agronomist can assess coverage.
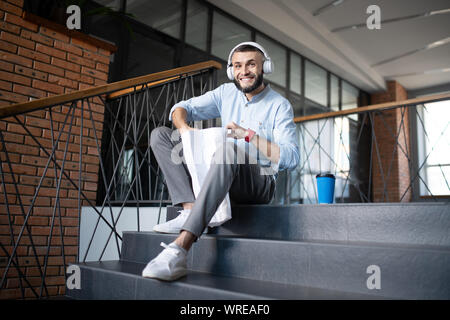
[207,0,450,93]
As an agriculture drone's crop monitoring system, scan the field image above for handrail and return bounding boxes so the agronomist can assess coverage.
[0,60,222,119]
[106,76,180,99]
[294,92,450,123]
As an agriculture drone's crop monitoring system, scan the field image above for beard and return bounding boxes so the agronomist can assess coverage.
[233,72,264,94]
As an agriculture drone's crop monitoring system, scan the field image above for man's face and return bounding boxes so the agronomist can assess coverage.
[231,50,264,94]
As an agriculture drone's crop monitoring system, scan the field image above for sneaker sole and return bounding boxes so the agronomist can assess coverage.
[152,226,209,234]
[142,269,187,281]
[152,226,181,234]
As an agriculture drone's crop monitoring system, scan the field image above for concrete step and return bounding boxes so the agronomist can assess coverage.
[120,231,450,300]
[65,260,385,300]
[167,203,450,246]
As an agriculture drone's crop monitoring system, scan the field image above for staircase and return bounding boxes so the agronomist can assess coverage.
[66,203,450,300]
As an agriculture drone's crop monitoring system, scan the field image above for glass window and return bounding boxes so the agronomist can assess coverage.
[288,93,302,118]
[255,34,286,87]
[342,81,359,121]
[330,74,339,111]
[211,12,252,61]
[305,61,327,107]
[126,32,175,78]
[126,0,183,39]
[290,52,301,95]
[417,100,450,196]
[270,83,287,98]
[185,0,208,51]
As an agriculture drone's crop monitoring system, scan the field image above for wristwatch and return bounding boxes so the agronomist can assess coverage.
[245,128,256,143]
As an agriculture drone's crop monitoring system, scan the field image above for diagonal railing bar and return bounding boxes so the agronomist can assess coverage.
[342,113,371,202]
[299,121,329,203]
[76,101,84,263]
[335,116,352,201]
[400,120,450,201]
[48,108,68,288]
[98,145,156,261]
[40,108,66,297]
[298,125,315,202]
[81,98,139,262]
[39,103,78,298]
[298,121,329,201]
[302,116,368,202]
[334,115,369,202]
[83,80,180,261]
[438,164,450,192]
[367,113,375,202]
[11,111,122,241]
[400,106,415,196]
[132,87,141,232]
[377,106,411,193]
[0,154,26,298]
[0,242,37,298]
[145,85,152,202]
[86,99,122,259]
[369,112,389,202]
[401,106,447,201]
[297,168,317,203]
[152,82,179,201]
[0,103,84,294]
[0,135,44,298]
[297,118,330,174]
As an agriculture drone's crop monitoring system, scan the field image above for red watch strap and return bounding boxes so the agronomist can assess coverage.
[245,128,256,142]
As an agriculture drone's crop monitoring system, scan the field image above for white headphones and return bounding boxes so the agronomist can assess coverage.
[226,41,273,81]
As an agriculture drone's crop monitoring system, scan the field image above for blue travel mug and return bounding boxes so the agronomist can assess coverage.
[316,173,335,204]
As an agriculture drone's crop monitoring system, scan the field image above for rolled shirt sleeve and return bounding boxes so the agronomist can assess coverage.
[272,102,300,171]
[169,86,222,122]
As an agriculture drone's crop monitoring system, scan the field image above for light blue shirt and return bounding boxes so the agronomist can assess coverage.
[169,83,299,175]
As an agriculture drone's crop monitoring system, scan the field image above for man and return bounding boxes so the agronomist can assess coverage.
[142,42,299,281]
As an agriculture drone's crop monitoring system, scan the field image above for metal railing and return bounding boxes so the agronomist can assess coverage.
[0,60,221,299]
[275,92,450,204]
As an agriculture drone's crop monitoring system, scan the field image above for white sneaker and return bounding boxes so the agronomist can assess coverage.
[142,242,187,281]
[153,209,191,234]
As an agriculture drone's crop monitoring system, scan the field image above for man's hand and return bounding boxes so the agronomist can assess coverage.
[226,122,249,140]
[172,107,197,136]
[178,125,196,135]
[226,121,280,165]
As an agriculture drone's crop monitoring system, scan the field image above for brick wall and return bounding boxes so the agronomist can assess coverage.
[0,0,113,299]
[370,80,412,202]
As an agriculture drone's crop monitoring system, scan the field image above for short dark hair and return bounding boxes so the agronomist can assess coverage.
[233,44,264,57]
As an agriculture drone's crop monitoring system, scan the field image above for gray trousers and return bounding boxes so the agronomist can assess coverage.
[150,126,275,237]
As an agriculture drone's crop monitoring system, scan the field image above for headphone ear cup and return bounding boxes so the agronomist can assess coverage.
[227,66,234,81]
[263,59,273,74]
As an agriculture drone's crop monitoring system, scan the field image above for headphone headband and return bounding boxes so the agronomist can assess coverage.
[226,41,273,80]
[227,41,270,66]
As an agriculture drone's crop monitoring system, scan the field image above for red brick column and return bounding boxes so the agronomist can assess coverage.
[370,81,412,202]
[0,0,114,299]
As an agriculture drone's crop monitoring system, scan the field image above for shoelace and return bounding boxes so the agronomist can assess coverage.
[160,242,180,257]
[177,209,190,217]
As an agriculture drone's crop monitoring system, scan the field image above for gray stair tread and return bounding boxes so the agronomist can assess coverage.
[71,260,386,300]
[166,203,450,246]
[124,231,450,252]
[120,231,450,299]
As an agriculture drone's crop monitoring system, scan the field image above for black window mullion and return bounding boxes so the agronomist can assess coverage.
[206,6,213,55]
